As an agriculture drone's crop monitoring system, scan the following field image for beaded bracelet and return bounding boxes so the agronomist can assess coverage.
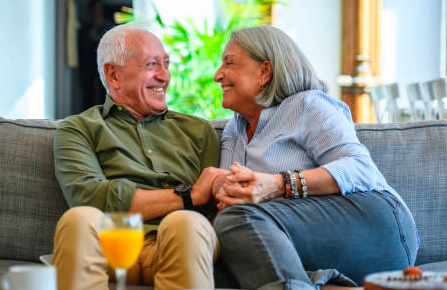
[290,171,299,199]
[296,171,308,198]
[280,171,291,198]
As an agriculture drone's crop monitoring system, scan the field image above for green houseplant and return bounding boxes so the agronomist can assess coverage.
[115,0,284,119]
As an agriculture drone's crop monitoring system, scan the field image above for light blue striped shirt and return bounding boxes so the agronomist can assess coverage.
[219,90,399,199]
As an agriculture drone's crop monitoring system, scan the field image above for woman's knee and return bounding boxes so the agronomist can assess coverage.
[394,203,419,265]
[213,204,261,235]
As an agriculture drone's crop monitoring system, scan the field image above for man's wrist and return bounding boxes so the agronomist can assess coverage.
[174,183,194,210]
[190,185,206,207]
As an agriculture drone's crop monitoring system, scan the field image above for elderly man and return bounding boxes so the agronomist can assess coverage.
[52,21,224,290]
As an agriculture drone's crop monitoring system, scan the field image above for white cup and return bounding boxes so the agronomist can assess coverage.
[0,265,57,290]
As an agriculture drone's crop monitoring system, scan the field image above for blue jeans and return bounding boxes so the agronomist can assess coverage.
[213,191,418,290]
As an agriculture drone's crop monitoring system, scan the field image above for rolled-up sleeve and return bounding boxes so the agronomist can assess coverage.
[301,93,379,195]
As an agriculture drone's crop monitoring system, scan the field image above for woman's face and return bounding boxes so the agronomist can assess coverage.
[214,40,268,113]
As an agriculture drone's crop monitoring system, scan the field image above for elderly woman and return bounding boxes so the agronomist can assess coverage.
[212,26,418,290]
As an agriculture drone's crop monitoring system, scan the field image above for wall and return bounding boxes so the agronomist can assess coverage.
[381,0,445,88]
[0,0,55,119]
[151,0,216,27]
[0,1,443,119]
[274,0,445,101]
[273,0,342,99]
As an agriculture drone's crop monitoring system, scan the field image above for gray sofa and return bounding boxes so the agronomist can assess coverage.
[1,116,447,289]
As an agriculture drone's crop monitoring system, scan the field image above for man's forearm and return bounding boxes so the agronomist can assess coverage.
[129,188,185,221]
[130,167,227,221]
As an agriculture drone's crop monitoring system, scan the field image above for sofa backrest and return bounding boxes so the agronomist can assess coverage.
[1,117,446,266]
[355,120,447,265]
[0,118,68,262]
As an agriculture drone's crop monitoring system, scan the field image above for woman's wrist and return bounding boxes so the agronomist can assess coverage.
[275,173,285,196]
[259,173,285,201]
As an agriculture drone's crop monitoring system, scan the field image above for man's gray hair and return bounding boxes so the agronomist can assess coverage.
[231,25,329,107]
[97,22,155,92]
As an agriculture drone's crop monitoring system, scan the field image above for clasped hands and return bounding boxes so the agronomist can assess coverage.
[210,162,283,211]
[192,162,283,212]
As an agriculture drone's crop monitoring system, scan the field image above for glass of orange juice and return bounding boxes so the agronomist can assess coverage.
[99,212,144,290]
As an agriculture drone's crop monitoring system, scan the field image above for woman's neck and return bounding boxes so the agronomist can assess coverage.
[244,109,262,143]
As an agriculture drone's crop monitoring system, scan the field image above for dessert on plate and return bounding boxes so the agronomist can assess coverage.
[364,267,447,290]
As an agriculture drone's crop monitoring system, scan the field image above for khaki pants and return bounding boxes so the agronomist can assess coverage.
[53,207,219,290]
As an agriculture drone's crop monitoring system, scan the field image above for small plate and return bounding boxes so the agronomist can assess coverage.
[39,254,53,266]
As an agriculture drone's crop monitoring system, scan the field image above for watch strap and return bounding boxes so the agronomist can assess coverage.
[181,193,194,210]
[174,183,194,210]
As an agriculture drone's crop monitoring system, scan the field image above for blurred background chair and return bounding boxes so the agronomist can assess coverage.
[406,82,430,121]
[367,85,391,123]
[384,83,407,122]
[367,83,408,123]
[423,78,447,119]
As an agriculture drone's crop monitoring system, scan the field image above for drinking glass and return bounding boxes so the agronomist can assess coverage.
[99,212,144,290]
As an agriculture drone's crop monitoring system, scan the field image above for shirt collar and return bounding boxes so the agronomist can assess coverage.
[102,95,168,123]
[102,95,116,118]
[234,101,281,138]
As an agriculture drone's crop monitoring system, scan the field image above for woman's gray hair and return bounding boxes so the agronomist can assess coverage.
[97,22,155,92]
[231,25,329,107]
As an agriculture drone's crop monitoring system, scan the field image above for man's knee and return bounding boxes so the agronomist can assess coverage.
[159,210,213,237]
[55,206,103,236]
[158,210,218,257]
[156,210,219,269]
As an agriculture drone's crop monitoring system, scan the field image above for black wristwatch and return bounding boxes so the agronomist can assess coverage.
[174,183,194,210]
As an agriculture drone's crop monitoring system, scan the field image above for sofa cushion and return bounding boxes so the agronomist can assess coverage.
[210,118,229,140]
[0,118,68,263]
[1,116,446,270]
[418,260,447,272]
[355,120,447,265]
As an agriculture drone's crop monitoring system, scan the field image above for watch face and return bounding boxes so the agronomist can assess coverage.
[175,183,191,193]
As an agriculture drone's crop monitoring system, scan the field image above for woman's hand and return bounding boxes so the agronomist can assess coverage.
[215,162,283,210]
[211,172,229,197]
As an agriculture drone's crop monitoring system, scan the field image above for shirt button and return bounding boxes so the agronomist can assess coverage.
[147,149,153,154]
[117,106,122,111]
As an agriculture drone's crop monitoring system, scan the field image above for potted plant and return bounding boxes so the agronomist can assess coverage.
[115,0,285,119]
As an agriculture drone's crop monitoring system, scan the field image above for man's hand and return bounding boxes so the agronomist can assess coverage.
[191,167,229,206]
[215,162,283,210]
[211,172,229,196]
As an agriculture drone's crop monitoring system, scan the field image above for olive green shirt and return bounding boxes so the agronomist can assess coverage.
[54,96,220,231]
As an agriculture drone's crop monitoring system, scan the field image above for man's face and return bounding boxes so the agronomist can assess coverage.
[108,31,170,119]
